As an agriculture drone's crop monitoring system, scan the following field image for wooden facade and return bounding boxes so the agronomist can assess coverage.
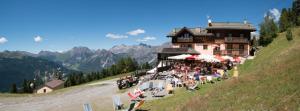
[166,22,256,57]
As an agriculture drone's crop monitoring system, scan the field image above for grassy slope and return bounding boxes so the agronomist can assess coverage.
[141,28,300,111]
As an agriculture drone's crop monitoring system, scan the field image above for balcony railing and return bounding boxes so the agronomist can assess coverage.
[214,49,248,57]
[225,37,249,43]
[176,38,193,42]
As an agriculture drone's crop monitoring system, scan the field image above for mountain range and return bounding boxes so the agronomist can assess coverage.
[0,42,171,92]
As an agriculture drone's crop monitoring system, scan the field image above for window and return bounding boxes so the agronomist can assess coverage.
[239,44,244,49]
[216,33,220,37]
[180,44,192,48]
[203,45,208,50]
[226,44,233,50]
[228,33,232,37]
[240,34,244,37]
[177,33,192,42]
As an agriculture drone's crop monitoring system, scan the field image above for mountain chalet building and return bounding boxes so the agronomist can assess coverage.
[158,20,257,60]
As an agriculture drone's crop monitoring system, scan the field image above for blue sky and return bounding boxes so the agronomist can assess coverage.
[0,0,293,53]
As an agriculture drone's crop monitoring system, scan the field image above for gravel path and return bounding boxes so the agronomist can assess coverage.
[0,79,131,111]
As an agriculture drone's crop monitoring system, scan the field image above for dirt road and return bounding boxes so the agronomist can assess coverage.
[0,79,131,111]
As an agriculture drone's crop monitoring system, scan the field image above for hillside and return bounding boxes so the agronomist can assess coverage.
[142,28,300,110]
[0,42,170,92]
[0,51,72,92]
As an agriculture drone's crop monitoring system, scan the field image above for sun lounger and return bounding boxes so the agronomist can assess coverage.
[83,103,93,111]
[134,100,145,109]
[188,81,199,91]
[149,81,154,90]
[153,88,168,97]
[112,95,124,111]
[128,92,139,100]
[157,81,164,91]
[152,81,167,97]
[139,82,149,91]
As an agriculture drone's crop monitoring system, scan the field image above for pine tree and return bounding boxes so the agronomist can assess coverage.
[286,28,293,41]
[259,13,278,46]
[252,36,258,48]
[22,79,28,93]
[10,83,17,93]
[279,8,290,32]
[292,0,300,26]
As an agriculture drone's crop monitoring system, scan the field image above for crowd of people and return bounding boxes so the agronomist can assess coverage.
[167,60,234,90]
[117,60,236,111]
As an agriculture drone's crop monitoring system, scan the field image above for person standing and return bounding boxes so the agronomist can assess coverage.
[233,66,238,78]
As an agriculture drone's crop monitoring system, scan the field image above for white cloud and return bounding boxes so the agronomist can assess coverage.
[251,32,259,39]
[106,33,128,39]
[127,29,145,36]
[0,37,8,44]
[136,36,156,42]
[144,36,156,40]
[266,8,281,22]
[34,36,43,42]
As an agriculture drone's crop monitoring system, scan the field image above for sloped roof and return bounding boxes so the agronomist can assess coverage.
[206,22,256,31]
[159,47,200,54]
[45,79,64,89]
[167,27,214,37]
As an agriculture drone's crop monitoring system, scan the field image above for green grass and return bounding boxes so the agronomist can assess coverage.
[141,27,300,111]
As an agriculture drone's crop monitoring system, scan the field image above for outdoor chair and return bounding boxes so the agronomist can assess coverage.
[166,83,174,94]
[207,76,214,83]
[199,76,206,84]
[83,103,93,111]
[187,81,199,91]
[112,95,125,111]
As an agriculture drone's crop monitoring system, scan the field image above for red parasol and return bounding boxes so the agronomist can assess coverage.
[186,55,198,60]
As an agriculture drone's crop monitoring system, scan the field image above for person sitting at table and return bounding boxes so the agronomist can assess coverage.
[193,71,200,81]
[212,70,221,78]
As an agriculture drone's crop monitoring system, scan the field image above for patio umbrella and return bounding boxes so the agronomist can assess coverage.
[168,54,191,60]
[197,54,220,62]
[222,55,234,61]
[234,56,242,63]
[186,55,198,60]
[215,55,225,61]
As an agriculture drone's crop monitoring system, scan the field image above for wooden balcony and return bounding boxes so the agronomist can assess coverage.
[175,38,193,42]
[214,49,248,57]
[225,37,249,43]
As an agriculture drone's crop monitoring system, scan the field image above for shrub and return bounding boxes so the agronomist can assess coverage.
[286,28,293,41]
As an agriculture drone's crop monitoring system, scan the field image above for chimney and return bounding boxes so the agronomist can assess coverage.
[207,15,212,26]
[195,27,201,33]
[243,19,247,24]
[208,19,212,26]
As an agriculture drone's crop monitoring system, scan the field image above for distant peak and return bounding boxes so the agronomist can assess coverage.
[138,43,151,47]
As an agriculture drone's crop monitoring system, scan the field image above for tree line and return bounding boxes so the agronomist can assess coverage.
[64,57,151,87]
[10,57,152,93]
[259,0,299,46]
